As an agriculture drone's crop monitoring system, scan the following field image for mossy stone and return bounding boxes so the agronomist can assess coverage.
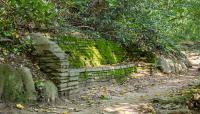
[0,64,24,102]
[0,64,37,102]
[18,67,37,101]
[59,36,126,68]
[35,80,59,104]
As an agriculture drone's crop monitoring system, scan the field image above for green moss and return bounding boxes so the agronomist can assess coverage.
[95,39,125,64]
[3,72,25,102]
[79,67,134,84]
[113,68,134,84]
[0,65,26,102]
[35,80,59,103]
[59,36,126,68]
[79,72,90,81]
[99,95,109,100]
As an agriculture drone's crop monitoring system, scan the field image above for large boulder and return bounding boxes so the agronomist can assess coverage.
[157,55,172,74]
[44,81,59,103]
[0,64,36,102]
[0,64,24,102]
[18,67,37,101]
[157,55,190,74]
[35,80,59,104]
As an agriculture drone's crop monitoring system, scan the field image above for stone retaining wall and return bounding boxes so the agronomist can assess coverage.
[30,33,192,99]
[30,33,135,99]
[67,64,135,98]
[30,33,73,97]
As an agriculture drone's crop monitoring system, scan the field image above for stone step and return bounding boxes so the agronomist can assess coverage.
[58,85,79,91]
[50,72,69,77]
[58,81,79,89]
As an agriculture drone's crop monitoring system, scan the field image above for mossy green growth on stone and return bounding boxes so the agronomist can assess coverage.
[59,36,127,68]
[113,67,134,84]
[19,67,37,101]
[0,65,37,102]
[79,67,134,84]
[95,39,125,64]
[35,80,59,103]
[0,64,25,102]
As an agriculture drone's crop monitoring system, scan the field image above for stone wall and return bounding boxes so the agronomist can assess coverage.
[67,64,135,98]
[30,33,73,98]
[30,33,135,99]
[57,64,134,99]
[31,33,191,99]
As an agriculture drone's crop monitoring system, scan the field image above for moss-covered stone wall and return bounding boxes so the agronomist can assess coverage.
[59,36,126,68]
[31,33,134,99]
[79,65,135,86]
[64,64,135,98]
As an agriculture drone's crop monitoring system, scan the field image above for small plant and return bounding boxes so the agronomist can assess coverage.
[99,95,109,100]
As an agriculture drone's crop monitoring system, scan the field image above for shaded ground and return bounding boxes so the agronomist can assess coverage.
[0,50,200,114]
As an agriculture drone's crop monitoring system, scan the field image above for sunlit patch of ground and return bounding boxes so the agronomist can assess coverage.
[104,103,155,114]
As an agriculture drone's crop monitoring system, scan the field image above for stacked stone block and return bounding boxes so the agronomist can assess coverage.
[30,33,78,98]
[69,64,135,88]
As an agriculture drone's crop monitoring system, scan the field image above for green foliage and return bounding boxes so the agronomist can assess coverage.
[0,0,57,55]
[0,0,57,37]
[64,0,200,58]
[140,0,200,42]
[59,36,126,68]
[127,45,157,63]
[0,35,33,55]
[1,0,200,62]
[99,95,109,100]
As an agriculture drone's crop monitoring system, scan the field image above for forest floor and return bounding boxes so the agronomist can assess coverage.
[1,50,200,114]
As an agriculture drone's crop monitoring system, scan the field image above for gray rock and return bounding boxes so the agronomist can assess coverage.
[35,80,60,104]
[167,59,176,73]
[43,80,59,104]
[157,56,172,74]
[18,67,37,101]
[181,56,192,68]
[157,54,190,74]
[0,64,24,102]
[180,62,187,73]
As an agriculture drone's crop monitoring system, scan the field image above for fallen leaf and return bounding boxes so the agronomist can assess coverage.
[16,104,25,110]
[63,111,68,114]
[155,93,161,96]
